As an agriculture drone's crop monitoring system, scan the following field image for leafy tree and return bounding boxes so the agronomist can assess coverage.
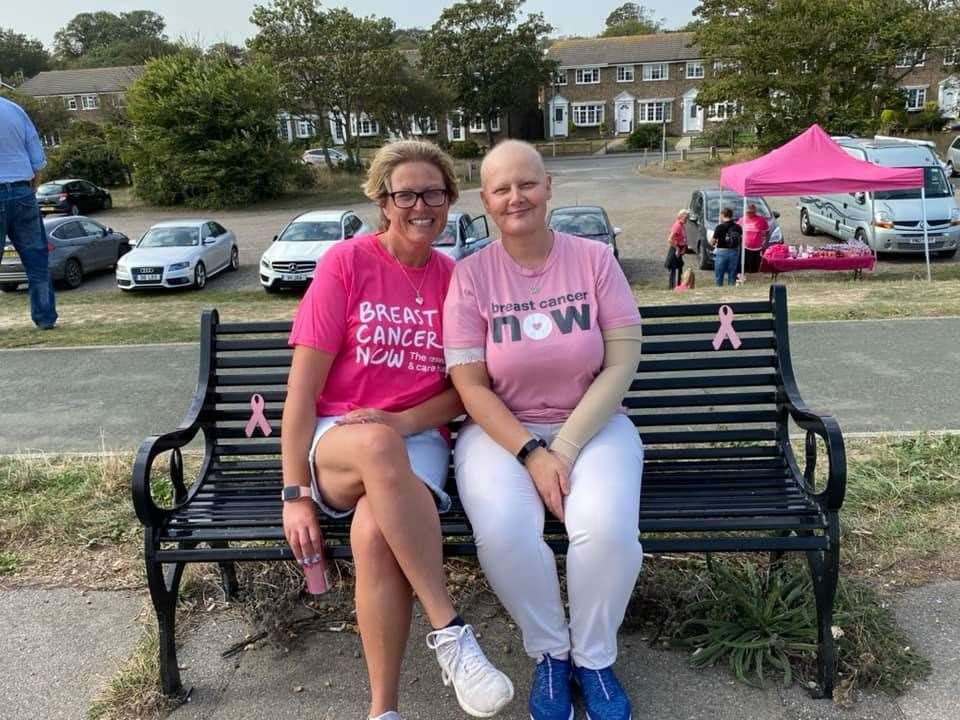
[369,60,453,139]
[42,120,131,186]
[0,88,70,140]
[0,28,50,81]
[125,52,296,208]
[421,0,555,147]
[393,27,429,49]
[207,42,246,63]
[249,0,404,167]
[602,3,665,36]
[53,11,177,67]
[692,0,960,150]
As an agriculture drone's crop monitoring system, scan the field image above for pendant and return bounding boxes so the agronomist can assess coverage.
[415,295,424,305]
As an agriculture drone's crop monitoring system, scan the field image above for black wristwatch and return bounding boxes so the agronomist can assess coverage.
[281,485,312,502]
[516,437,547,465]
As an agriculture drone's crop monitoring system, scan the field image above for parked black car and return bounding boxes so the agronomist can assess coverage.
[36,179,113,216]
[684,188,782,270]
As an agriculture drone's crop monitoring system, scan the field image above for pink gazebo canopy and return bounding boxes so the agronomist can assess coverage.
[719,124,923,196]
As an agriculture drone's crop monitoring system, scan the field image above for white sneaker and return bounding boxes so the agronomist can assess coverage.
[369,712,403,720]
[426,624,515,717]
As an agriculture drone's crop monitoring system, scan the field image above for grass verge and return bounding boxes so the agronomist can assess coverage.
[637,148,762,178]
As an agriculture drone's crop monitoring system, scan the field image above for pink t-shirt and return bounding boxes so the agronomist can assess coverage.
[669,219,686,247]
[443,232,641,423]
[289,234,455,419]
[738,214,770,250]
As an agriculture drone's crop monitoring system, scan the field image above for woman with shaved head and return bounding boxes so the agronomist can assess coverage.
[443,140,644,720]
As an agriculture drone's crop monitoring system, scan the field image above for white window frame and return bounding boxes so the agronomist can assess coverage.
[944,49,959,66]
[64,96,78,111]
[350,113,379,137]
[616,65,635,82]
[685,61,704,79]
[903,86,928,111]
[642,63,669,81]
[554,70,568,86]
[469,115,485,133]
[81,94,99,110]
[706,102,740,121]
[575,67,600,85]
[572,102,604,127]
[296,119,313,138]
[637,100,673,124]
[448,113,465,142]
[411,116,438,135]
[896,50,926,68]
[490,115,501,132]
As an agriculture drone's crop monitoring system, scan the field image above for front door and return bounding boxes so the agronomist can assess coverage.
[941,81,960,118]
[552,104,568,137]
[616,101,633,134]
[683,93,703,133]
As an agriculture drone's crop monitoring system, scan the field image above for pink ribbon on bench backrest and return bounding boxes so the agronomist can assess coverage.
[712,305,742,351]
[244,393,273,438]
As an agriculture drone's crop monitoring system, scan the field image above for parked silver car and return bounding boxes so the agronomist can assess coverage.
[1,215,130,292]
[431,212,490,260]
[548,205,621,258]
[945,135,960,175]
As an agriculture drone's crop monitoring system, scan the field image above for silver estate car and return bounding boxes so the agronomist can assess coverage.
[1,215,130,292]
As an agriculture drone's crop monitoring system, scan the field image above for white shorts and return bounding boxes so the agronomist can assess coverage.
[307,416,452,518]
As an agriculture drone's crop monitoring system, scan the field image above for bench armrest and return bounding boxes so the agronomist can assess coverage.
[131,420,206,528]
[783,401,847,511]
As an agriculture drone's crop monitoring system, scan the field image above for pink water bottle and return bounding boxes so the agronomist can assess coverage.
[301,535,331,595]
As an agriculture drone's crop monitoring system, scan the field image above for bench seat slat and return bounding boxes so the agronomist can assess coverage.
[644,446,781,460]
[635,355,775,373]
[641,319,775,336]
[623,392,778,409]
[630,373,779,391]
[642,337,776,354]
[638,301,772,318]
[216,321,292,334]
[213,372,289,386]
[631,410,780,426]
[216,354,293,368]
[216,338,291,351]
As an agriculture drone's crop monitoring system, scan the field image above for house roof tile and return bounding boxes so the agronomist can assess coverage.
[16,66,145,97]
[547,32,700,67]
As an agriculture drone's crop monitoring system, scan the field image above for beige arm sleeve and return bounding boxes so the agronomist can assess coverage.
[550,324,643,464]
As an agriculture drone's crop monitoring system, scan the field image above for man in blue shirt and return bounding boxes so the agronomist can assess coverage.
[1,94,57,329]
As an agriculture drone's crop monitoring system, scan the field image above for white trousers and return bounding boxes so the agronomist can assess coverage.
[454,413,643,669]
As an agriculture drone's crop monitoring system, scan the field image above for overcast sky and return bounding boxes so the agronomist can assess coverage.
[12,0,702,49]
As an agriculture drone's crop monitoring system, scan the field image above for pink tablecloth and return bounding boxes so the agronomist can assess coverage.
[759,254,876,274]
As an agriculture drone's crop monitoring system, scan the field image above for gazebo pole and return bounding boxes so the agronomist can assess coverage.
[921,184,932,282]
[741,195,747,282]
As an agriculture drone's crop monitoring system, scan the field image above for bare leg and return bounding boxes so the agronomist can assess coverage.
[352,497,414,717]
[314,423,456,628]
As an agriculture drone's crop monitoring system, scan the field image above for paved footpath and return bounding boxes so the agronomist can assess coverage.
[1,317,958,454]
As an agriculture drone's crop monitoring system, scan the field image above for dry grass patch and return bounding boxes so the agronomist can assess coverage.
[637,149,762,179]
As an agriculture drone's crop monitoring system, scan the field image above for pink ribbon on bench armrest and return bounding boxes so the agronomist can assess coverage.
[712,305,742,351]
[244,393,273,438]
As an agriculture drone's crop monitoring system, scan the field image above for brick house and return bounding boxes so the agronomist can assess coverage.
[895,48,960,119]
[16,66,144,122]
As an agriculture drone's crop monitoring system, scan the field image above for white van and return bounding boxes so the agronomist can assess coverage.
[797,137,959,257]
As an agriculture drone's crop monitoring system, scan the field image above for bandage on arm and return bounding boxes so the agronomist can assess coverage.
[550,324,643,464]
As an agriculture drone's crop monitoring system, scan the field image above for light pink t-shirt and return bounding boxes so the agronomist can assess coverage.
[443,232,641,423]
[289,234,455,419]
[738,214,769,250]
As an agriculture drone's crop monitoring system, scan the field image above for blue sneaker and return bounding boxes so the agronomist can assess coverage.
[573,665,631,720]
[529,655,573,720]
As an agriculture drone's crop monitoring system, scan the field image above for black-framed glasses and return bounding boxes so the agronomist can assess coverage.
[387,189,448,208]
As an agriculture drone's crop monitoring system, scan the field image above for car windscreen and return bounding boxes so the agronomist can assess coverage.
[549,212,609,237]
[432,221,458,246]
[873,167,952,200]
[705,196,771,223]
[37,183,64,194]
[139,227,200,248]
[278,221,342,242]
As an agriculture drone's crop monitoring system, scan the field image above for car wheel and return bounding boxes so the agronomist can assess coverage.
[0,282,19,293]
[854,229,870,250]
[63,258,83,289]
[229,246,240,271]
[103,195,113,210]
[800,209,817,236]
[68,203,80,216]
[698,239,712,270]
[193,262,206,290]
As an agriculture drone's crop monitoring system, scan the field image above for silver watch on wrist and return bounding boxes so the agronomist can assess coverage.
[281,485,312,502]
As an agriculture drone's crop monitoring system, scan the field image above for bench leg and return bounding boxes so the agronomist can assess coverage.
[145,537,187,697]
[209,541,239,600]
[805,515,840,699]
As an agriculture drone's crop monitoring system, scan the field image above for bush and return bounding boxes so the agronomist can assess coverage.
[42,121,130,187]
[879,108,906,134]
[625,125,662,150]
[906,102,945,132]
[448,139,482,159]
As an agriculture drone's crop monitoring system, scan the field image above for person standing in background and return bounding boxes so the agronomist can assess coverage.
[710,207,741,287]
[0,95,57,329]
[738,203,769,274]
[664,209,689,289]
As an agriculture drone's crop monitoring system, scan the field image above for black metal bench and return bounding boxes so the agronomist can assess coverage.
[132,284,845,699]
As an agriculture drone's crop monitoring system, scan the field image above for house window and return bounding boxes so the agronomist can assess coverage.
[686,61,704,79]
[572,103,604,126]
[904,86,928,111]
[617,65,635,82]
[896,50,926,68]
[449,114,465,141]
[575,68,600,84]
[554,70,567,86]
[944,49,959,66]
[296,120,313,138]
[469,116,485,133]
[490,115,501,132]
[637,101,672,123]
[412,116,438,135]
[332,118,345,143]
[81,94,99,110]
[642,63,668,81]
[707,102,739,121]
[357,117,378,136]
[277,119,290,141]
[64,96,78,111]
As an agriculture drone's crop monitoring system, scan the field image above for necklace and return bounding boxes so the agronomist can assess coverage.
[388,246,432,305]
